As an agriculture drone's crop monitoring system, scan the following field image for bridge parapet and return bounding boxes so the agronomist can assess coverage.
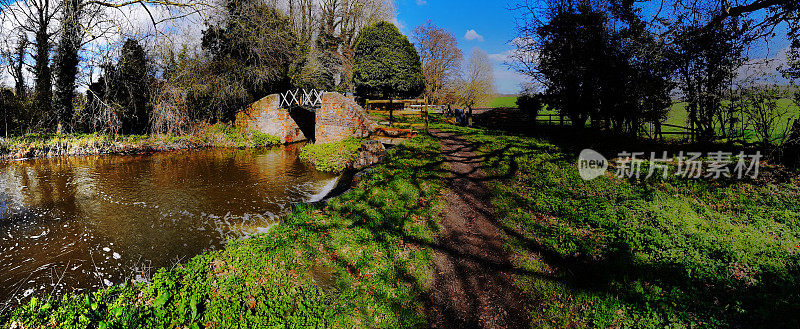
[315,93,377,144]
[280,89,324,109]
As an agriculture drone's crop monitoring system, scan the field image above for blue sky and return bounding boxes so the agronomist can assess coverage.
[394,0,794,94]
[394,0,530,94]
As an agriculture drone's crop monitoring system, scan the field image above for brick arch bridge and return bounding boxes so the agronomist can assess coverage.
[235,91,377,144]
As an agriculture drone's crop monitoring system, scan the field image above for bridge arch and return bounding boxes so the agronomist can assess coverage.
[236,92,377,144]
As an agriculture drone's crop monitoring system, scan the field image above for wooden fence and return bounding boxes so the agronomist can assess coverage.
[533,114,570,125]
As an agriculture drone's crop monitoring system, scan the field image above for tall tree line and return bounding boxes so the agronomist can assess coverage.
[1,0,396,136]
[511,0,799,142]
[151,0,394,133]
[0,0,213,135]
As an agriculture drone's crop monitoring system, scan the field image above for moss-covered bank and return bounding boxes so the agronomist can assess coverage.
[299,138,364,173]
[0,124,280,160]
[1,134,447,329]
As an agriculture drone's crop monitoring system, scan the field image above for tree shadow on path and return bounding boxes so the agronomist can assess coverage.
[423,130,535,329]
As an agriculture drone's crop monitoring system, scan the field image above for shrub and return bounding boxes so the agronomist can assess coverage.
[250,130,280,148]
[516,93,542,119]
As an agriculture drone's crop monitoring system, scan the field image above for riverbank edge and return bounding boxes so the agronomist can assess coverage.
[0,124,283,162]
[1,132,448,328]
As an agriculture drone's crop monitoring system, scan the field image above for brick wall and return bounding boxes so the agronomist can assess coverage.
[315,93,377,144]
[235,94,308,144]
[236,92,376,144]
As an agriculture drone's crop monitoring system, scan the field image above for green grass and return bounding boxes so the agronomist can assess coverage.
[205,124,281,148]
[0,124,281,159]
[1,134,448,329]
[299,138,364,173]
[489,96,519,108]
[660,99,800,142]
[435,124,800,328]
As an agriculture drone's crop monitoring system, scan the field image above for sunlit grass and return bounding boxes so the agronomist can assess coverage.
[660,99,800,142]
[299,138,363,172]
[435,123,800,328]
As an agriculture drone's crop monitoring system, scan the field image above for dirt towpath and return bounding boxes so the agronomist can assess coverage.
[425,130,530,329]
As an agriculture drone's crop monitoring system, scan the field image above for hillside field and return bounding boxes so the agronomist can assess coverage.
[488,96,519,108]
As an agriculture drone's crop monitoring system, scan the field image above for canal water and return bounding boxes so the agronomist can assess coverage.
[0,144,338,305]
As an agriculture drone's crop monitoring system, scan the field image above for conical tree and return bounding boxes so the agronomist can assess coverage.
[353,21,424,101]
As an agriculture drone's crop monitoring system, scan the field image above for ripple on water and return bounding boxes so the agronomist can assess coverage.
[0,146,338,305]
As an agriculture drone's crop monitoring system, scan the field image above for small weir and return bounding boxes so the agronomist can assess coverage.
[0,144,338,305]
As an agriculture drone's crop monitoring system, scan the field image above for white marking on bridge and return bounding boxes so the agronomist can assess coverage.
[280,89,325,108]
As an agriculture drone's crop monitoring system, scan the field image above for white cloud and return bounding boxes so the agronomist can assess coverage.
[464,29,484,42]
[489,50,514,63]
[415,0,427,5]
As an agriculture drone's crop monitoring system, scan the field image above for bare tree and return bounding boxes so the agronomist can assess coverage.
[0,43,6,137]
[457,48,496,125]
[1,0,63,116]
[743,85,792,147]
[57,0,212,132]
[8,36,28,99]
[315,0,393,91]
[413,20,462,106]
[678,0,798,41]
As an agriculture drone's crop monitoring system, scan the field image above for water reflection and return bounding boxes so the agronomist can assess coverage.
[0,144,337,304]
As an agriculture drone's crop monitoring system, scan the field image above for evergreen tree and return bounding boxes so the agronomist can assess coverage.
[353,21,424,100]
[109,39,153,134]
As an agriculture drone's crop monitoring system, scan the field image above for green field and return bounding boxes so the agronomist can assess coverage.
[488,96,519,108]
[500,96,799,142]
[660,99,800,142]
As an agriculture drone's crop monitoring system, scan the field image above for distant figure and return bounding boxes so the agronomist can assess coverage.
[454,108,465,125]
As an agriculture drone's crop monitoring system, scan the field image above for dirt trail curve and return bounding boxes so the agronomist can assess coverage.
[425,130,531,329]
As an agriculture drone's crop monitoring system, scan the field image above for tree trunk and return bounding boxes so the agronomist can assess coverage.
[424,97,429,132]
[1,91,6,137]
[54,0,82,134]
[389,98,394,126]
[13,38,27,100]
[34,28,53,115]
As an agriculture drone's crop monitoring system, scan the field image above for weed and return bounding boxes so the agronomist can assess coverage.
[0,124,281,160]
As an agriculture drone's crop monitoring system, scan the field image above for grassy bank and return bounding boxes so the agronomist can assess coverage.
[299,138,363,173]
[1,134,447,329]
[0,124,280,160]
[435,124,800,328]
